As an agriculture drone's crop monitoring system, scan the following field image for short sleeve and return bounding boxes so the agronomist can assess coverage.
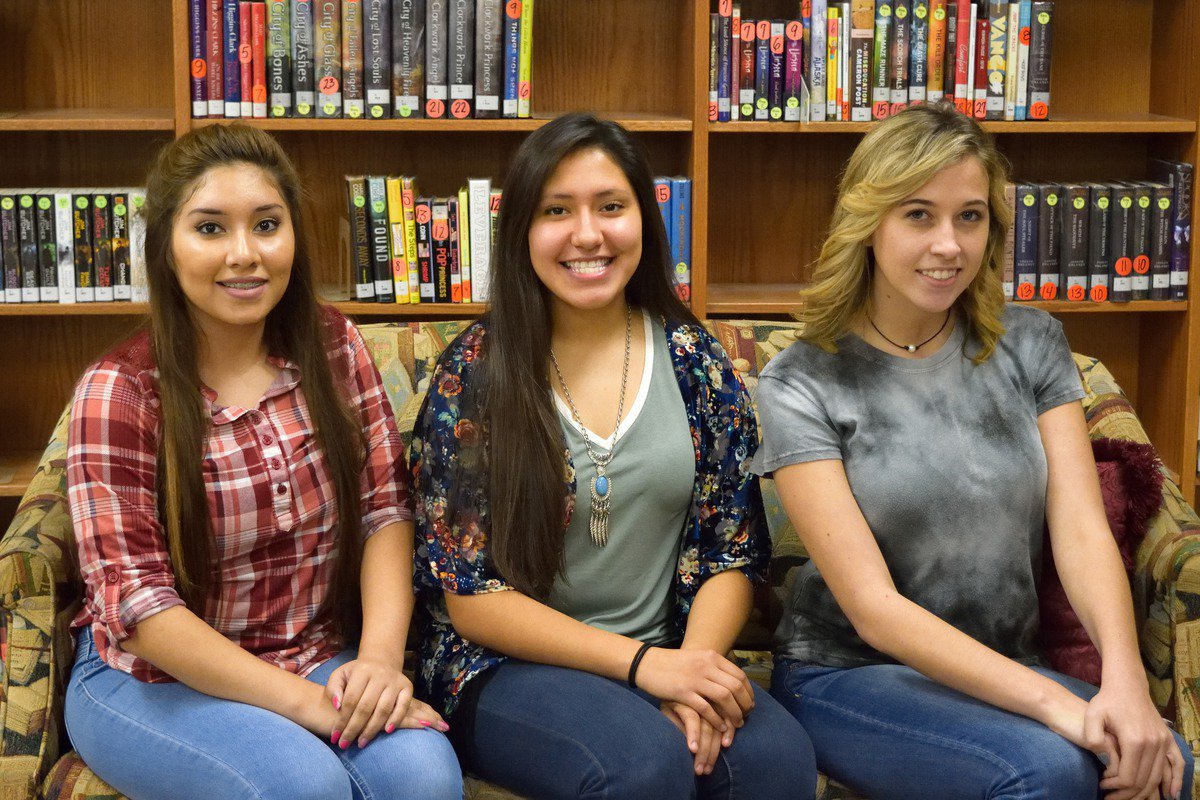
[750,370,843,477]
[67,363,185,648]
[1031,314,1086,415]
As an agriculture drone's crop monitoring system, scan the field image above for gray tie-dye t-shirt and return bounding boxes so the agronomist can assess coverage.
[751,304,1085,667]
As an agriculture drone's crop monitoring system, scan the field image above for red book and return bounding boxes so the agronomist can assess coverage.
[238,1,253,117]
[953,0,970,110]
[251,1,267,117]
[972,14,989,119]
[206,0,224,116]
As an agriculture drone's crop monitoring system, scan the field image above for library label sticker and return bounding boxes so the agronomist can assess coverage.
[416,205,431,225]
[115,203,126,216]
[879,4,891,16]
[319,76,339,95]
[76,197,88,209]
[756,98,769,110]
[719,0,732,16]
[191,59,207,79]
[1098,196,1110,210]
[1020,27,1031,45]
[1073,197,1086,210]
[915,4,927,19]
[20,195,32,208]
[1045,194,1058,207]
[1090,285,1108,302]
[1139,195,1151,209]
[787,98,799,109]
[452,99,471,118]
[896,4,908,18]
[1040,283,1057,300]
[741,104,754,116]
[933,6,945,20]
[133,195,145,208]
[655,184,671,203]
[354,194,366,209]
[787,21,802,39]
[1016,283,1035,301]
[1121,196,1133,210]
[1038,11,1050,24]
[323,102,338,115]
[399,105,412,118]
[506,0,521,19]
[348,106,362,118]
[95,196,108,210]
[770,107,783,120]
[239,44,253,64]
[298,103,312,115]
[757,20,770,38]
[273,105,286,117]
[371,106,384,118]
[1067,284,1085,302]
[426,98,445,117]
[0,198,11,211]
[38,197,51,211]
[1160,197,1172,210]
[372,200,385,214]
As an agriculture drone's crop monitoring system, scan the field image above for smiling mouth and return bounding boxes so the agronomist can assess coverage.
[918,268,959,281]
[218,279,267,289]
[561,258,612,275]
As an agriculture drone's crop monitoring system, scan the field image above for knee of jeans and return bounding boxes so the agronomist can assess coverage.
[383,734,463,800]
[261,764,352,800]
[577,733,694,800]
[991,739,1098,800]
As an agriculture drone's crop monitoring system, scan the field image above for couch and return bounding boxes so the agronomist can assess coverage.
[1,318,1198,800]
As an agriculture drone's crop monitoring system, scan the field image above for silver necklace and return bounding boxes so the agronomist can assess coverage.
[548,305,633,547]
[867,310,951,353]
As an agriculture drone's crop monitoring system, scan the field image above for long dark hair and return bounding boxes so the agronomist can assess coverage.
[143,123,365,641]
[483,113,699,598]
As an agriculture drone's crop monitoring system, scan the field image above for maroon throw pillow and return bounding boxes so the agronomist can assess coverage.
[1037,437,1163,686]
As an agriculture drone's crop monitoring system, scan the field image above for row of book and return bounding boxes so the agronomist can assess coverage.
[1002,160,1192,304]
[709,0,1053,123]
[189,0,535,120]
[345,175,695,304]
[0,190,147,304]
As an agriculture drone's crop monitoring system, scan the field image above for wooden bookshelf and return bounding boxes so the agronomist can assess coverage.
[1,0,1199,512]
[0,452,41,498]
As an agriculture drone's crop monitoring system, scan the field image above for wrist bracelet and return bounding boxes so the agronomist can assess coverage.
[627,641,655,688]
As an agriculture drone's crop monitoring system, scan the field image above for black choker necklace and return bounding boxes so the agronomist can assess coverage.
[867,312,951,354]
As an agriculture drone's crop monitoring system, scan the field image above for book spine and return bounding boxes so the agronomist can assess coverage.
[394,0,426,117]
[315,0,342,117]
[36,194,58,302]
[1013,183,1038,301]
[488,191,501,263]
[708,13,719,123]
[366,177,394,301]
[292,0,315,115]
[671,178,692,304]
[129,191,147,303]
[191,0,208,116]
[224,0,242,116]
[1003,1,1018,119]
[1130,183,1153,300]
[942,1,956,98]
[730,5,741,121]
[17,193,39,303]
[0,196,17,303]
[501,0,520,117]
[953,0,970,109]
[516,0,532,117]
[840,2,851,120]
[984,0,1006,120]
[447,197,462,302]
[928,0,946,103]
[1027,1,1052,119]
[849,2,871,121]
[785,20,806,122]
[825,8,837,119]
[110,193,131,301]
[252,2,268,117]
[888,0,909,111]
[425,0,449,118]
[654,178,673,248]
[468,178,492,302]
[474,0,502,117]
[1165,162,1191,300]
[415,198,435,301]
[268,0,292,117]
[72,194,94,302]
[384,177,408,301]
[342,0,365,118]
[718,1,732,122]
[1001,182,1015,298]
[207,0,225,115]
[769,21,785,121]
[871,2,891,119]
[1014,0,1030,119]
[346,177,374,300]
[401,177,421,301]
[457,186,471,301]
[754,19,770,120]
[430,199,451,302]
[445,0,475,118]
[1035,184,1059,300]
[1086,184,1111,302]
[809,1,826,121]
[1151,184,1174,301]
[240,2,254,117]
[908,0,928,105]
[365,0,391,118]
[972,12,988,119]
[1059,184,1088,302]
[54,193,75,304]
[92,194,113,303]
[1109,184,1134,303]
[738,18,756,120]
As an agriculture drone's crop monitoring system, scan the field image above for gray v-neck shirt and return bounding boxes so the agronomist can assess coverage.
[751,304,1085,667]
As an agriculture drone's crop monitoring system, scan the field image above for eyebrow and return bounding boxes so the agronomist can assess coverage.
[899,198,988,208]
[187,203,285,216]
[542,188,629,201]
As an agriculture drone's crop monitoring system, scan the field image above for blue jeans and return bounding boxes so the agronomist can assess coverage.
[454,660,818,799]
[771,658,1195,800]
[65,630,463,800]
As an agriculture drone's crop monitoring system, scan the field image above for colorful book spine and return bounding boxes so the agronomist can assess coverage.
[1058,184,1088,302]
[129,190,147,303]
[384,177,408,301]
[292,0,315,116]
[785,19,807,122]
[888,0,909,112]
[738,18,756,120]
[717,1,732,122]
[1013,183,1038,301]
[972,11,988,119]
[448,0,475,118]
[928,0,947,103]
[207,0,225,116]
[110,192,131,301]
[516,0,532,117]
[501,0,520,118]
[488,190,501,264]
[769,20,785,121]
[239,2,254,117]
[424,0,448,118]
[54,192,75,304]
[871,1,892,119]
[984,0,1007,120]
[850,2,872,121]
[468,178,492,302]
[393,0,426,117]
[35,194,58,302]
[346,177,374,300]
[72,193,94,303]
[1027,1,1052,119]
[1150,183,1174,301]
[953,0,971,110]
[1,195,19,303]
[457,186,472,301]
[1001,182,1015,298]
[366,177,393,301]
[342,0,365,118]
[671,178,692,303]
[942,0,956,98]
[415,197,434,301]
[1129,183,1153,301]
[754,19,770,121]
[809,0,827,121]
[1003,1,1019,119]
[1109,184,1135,304]
[364,0,391,118]
[447,197,462,302]
[1085,184,1111,302]
[730,5,741,121]
[92,194,114,303]
[475,0,502,118]
[908,0,928,105]
[252,2,268,117]
[825,8,837,120]
[1014,0,1031,119]
[401,177,421,301]
[430,198,451,302]
[654,178,673,245]
[191,0,208,116]
[840,1,851,120]
[268,0,292,117]
[16,193,38,303]
[315,0,342,118]
[224,0,242,116]
[1150,159,1192,300]
[708,14,719,123]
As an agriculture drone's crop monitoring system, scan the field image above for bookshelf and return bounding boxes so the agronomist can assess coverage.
[1,0,1199,528]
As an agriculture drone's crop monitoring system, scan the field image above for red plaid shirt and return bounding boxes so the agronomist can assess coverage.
[67,309,410,683]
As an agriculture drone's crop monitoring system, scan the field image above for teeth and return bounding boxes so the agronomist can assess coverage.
[222,281,264,289]
[563,258,610,274]
[920,269,957,280]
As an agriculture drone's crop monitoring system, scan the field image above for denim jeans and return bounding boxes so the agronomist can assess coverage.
[453,660,818,799]
[771,658,1195,800]
[65,630,463,800]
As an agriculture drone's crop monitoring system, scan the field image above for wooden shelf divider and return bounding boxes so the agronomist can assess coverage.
[0,451,43,499]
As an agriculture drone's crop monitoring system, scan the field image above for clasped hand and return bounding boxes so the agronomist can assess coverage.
[321,657,447,749]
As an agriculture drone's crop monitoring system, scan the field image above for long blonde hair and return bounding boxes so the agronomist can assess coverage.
[796,103,1012,363]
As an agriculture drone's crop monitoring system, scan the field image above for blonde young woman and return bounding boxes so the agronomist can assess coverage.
[754,103,1193,800]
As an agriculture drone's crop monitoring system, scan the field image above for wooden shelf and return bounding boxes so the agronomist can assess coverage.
[706,284,1190,316]
[0,109,175,132]
[709,113,1197,135]
[0,301,486,318]
[193,113,693,133]
[0,452,41,499]
[0,303,148,316]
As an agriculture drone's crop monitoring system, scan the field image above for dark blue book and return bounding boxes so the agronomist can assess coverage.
[502,0,520,117]
[223,0,242,116]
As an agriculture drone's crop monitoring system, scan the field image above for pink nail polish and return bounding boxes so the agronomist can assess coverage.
[332,695,341,710]
[330,730,341,745]
[358,738,367,749]
[418,720,431,727]
[338,739,349,750]
[438,722,450,732]
[385,723,396,734]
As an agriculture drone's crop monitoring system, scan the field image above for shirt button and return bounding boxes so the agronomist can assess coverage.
[271,458,282,469]
[276,483,288,495]
[263,435,274,445]
[250,412,262,424]
[106,571,119,583]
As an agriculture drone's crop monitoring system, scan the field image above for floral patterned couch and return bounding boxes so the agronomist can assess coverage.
[1,318,1198,800]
